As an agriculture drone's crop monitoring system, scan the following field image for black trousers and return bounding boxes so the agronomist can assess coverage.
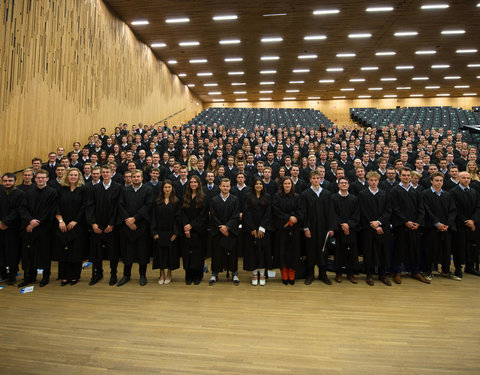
[25,267,50,281]
[58,261,82,280]
[93,260,118,276]
[123,264,147,277]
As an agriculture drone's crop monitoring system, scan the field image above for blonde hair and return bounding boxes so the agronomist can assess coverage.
[61,167,85,188]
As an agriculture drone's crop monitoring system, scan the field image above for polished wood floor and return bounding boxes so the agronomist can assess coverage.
[1,261,480,375]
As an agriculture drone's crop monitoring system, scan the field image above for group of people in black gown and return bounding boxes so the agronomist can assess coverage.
[1,120,480,288]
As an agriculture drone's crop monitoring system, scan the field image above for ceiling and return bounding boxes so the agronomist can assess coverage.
[103,0,480,104]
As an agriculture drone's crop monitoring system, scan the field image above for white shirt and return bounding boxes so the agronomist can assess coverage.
[103,180,112,190]
[310,185,323,197]
[133,183,143,192]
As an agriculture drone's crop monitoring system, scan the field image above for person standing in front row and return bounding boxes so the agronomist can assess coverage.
[358,171,392,286]
[117,170,153,286]
[209,178,240,286]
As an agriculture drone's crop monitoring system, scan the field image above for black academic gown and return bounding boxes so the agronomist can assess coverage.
[118,184,154,265]
[181,195,209,270]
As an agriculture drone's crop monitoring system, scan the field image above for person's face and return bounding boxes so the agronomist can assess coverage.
[179,169,188,179]
[71,153,78,162]
[400,171,411,185]
[67,170,79,185]
[124,173,132,184]
[92,170,101,181]
[431,176,443,190]
[35,173,48,188]
[310,175,321,187]
[368,177,379,189]
[173,165,180,173]
[459,173,471,187]
[57,148,64,155]
[236,174,245,185]
[90,154,98,163]
[264,169,271,179]
[23,171,33,183]
[101,168,112,181]
[386,170,396,179]
[356,169,365,179]
[206,173,214,183]
[338,179,349,192]
[150,171,160,181]
[83,165,92,174]
[254,180,263,192]
[189,178,199,190]
[56,167,66,178]
[163,183,172,195]
[2,176,15,189]
[220,181,231,194]
[415,160,423,169]
[132,173,142,186]
[449,168,459,179]
[32,161,41,170]
[49,154,56,163]
[283,179,292,193]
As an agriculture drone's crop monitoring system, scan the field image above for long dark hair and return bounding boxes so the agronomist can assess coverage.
[157,179,178,205]
[250,178,268,207]
[278,177,296,197]
[183,175,205,208]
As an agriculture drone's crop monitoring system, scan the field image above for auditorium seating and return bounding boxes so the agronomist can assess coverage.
[350,106,480,143]
[187,107,333,129]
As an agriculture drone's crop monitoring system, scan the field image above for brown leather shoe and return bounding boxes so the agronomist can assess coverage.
[366,275,374,286]
[379,276,392,286]
[393,273,401,284]
[347,275,358,284]
[335,273,342,283]
[412,272,431,284]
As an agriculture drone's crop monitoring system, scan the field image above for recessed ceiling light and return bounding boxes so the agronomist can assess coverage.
[260,81,275,85]
[349,33,372,38]
[455,85,470,88]
[187,84,195,87]
[261,56,280,61]
[416,50,436,55]
[261,37,283,43]
[167,60,177,64]
[259,97,271,100]
[283,97,296,100]
[376,51,396,56]
[179,41,200,47]
[289,81,304,84]
[308,96,321,99]
[234,91,247,94]
[319,79,335,83]
[326,67,344,72]
[333,96,346,99]
[259,90,273,93]
[231,82,246,85]
[463,93,478,96]
[213,15,238,21]
[190,59,207,63]
[219,39,241,44]
[131,20,149,26]
[396,65,414,69]
[432,64,450,68]
[361,66,379,70]
[263,13,287,17]
[421,4,449,10]
[412,77,429,80]
[225,57,243,62]
[394,31,418,36]
[441,29,465,35]
[384,94,397,97]
[208,92,221,95]
[304,35,327,40]
[260,70,277,74]
[197,72,213,76]
[313,9,340,15]
[212,99,224,102]
[381,77,397,81]
[337,53,356,57]
[358,95,372,98]
[293,69,310,73]
[368,87,383,90]
[286,89,300,92]
[298,54,318,59]
[204,83,217,87]
[410,94,423,97]
[397,87,411,89]
[366,6,394,12]
[425,86,440,89]
[456,49,477,54]
[228,71,244,75]
[341,88,355,91]
[437,93,450,96]
[166,18,190,23]
[236,98,248,101]
[151,43,166,48]
[468,64,480,67]
[178,73,187,77]
[350,78,366,82]
[444,76,461,79]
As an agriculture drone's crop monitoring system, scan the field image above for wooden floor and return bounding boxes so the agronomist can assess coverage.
[1,261,480,375]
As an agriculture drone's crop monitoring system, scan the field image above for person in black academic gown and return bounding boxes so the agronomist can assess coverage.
[181,175,209,285]
[421,172,457,280]
[85,165,122,286]
[300,169,335,285]
[208,178,240,286]
[243,178,273,286]
[0,173,26,285]
[18,169,57,287]
[117,169,154,286]
[331,177,360,284]
[54,168,87,286]
[358,171,392,287]
[272,177,303,285]
[151,180,181,285]
[389,168,429,284]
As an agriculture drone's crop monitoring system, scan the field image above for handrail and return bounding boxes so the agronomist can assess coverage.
[154,108,186,126]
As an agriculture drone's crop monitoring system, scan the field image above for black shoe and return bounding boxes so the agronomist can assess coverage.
[116,276,130,287]
[70,279,79,286]
[89,275,100,286]
[288,279,295,285]
[7,278,16,286]
[282,279,288,285]
[304,275,314,285]
[193,279,201,285]
[186,279,193,285]
[109,274,118,286]
[61,280,69,286]
[17,278,34,288]
[319,272,332,285]
[39,277,49,287]
[140,275,147,286]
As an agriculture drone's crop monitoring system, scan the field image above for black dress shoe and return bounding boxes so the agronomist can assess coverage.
[186,279,193,285]
[304,275,314,285]
[193,279,201,285]
[70,279,79,286]
[61,280,69,286]
[282,279,288,285]
[109,275,118,286]
[139,275,147,286]
[17,279,34,288]
[319,273,332,285]
[116,276,130,287]
[39,277,50,287]
[288,279,295,285]
[89,275,100,286]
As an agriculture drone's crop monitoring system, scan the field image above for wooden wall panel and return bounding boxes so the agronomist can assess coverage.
[0,0,203,173]
[206,97,480,127]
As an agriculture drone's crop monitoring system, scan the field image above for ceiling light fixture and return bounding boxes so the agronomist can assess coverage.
[213,15,238,21]
[304,35,327,40]
[394,31,418,36]
[131,20,149,25]
[261,37,283,43]
[151,43,166,48]
[166,18,190,23]
[219,39,241,44]
[179,41,200,46]
[313,9,340,15]
[225,57,243,62]
[348,33,372,38]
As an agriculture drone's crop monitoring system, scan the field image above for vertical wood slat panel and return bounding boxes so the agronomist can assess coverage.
[0,0,203,173]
